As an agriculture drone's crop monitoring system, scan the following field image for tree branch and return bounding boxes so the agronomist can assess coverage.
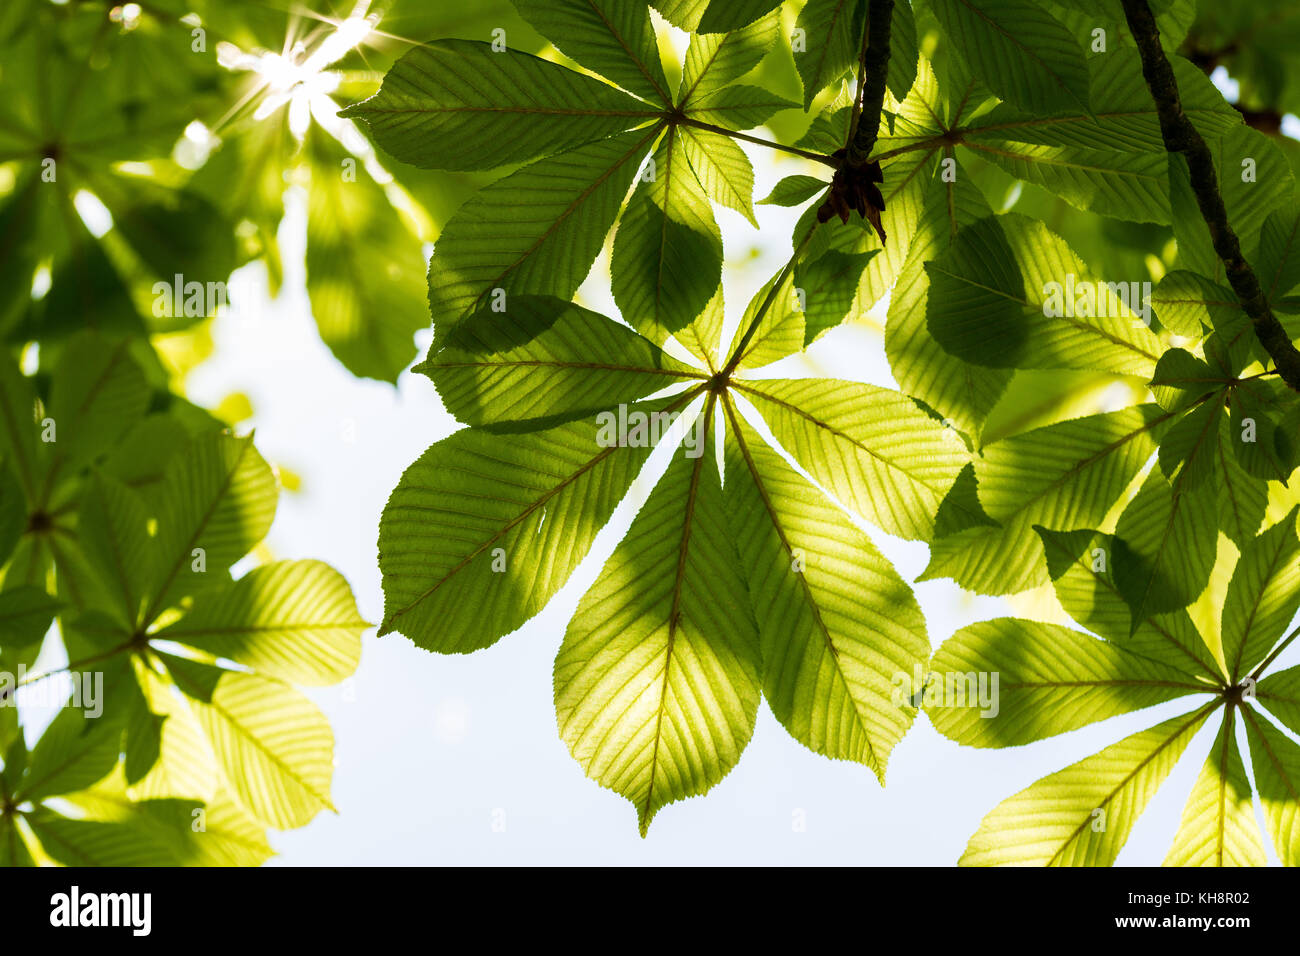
[846,0,895,164]
[1121,0,1300,392]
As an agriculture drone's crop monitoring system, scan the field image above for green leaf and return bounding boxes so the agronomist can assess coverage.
[724,266,806,372]
[511,0,672,105]
[1157,396,1225,490]
[155,560,366,687]
[556,407,760,834]
[961,139,1171,224]
[378,398,684,650]
[1149,349,1224,413]
[16,704,121,802]
[1036,527,1223,679]
[887,0,918,102]
[680,127,757,226]
[680,84,798,129]
[1230,379,1296,481]
[0,586,60,647]
[430,126,658,331]
[419,296,701,428]
[148,431,277,618]
[1242,708,1300,866]
[124,664,219,802]
[652,0,710,31]
[1163,711,1266,866]
[1113,469,1219,630]
[793,0,865,110]
[1172,127,1296,281]
[0,814,33,867]
[1221,508,1300,681]
[696,0,784,34]
[678,10,780,101]
[340,39,658,170]
[26,808,181,866]
[922,406,1166,595]
[1257,666,1300,738]
[162,655,335,830]
[930,0,1089,113]
[965,54,1237,153]
[1151,271,1242,338]
[64,778,274,867]
[759,175,829,207]
[928,619,1205,748]
[792,249,874,342]
[0,348,41,502]
[961,707,1213,866]
[77,473,156,629]
[1215,415,1270,550]
[611,127,722,344]
[1257,207,1300,302]
[925,214,1162,375]
[886,156,1010,441]
[723,403,928,778]
[304,132,430,383]
[44,335,150,479]
[735,378,968,541]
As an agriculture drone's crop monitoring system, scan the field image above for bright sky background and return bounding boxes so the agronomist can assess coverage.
[178,77,1300,863]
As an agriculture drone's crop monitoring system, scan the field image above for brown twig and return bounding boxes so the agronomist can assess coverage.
[1121,0,1300,392]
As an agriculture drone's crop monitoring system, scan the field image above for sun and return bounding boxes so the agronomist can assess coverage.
[215,1,381,141]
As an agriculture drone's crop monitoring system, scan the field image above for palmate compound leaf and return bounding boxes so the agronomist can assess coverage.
[934,509,1300,865]
[75,518,361,834]
[343,12,760,346]
[383,271,962,825]
[1,413,367,852]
